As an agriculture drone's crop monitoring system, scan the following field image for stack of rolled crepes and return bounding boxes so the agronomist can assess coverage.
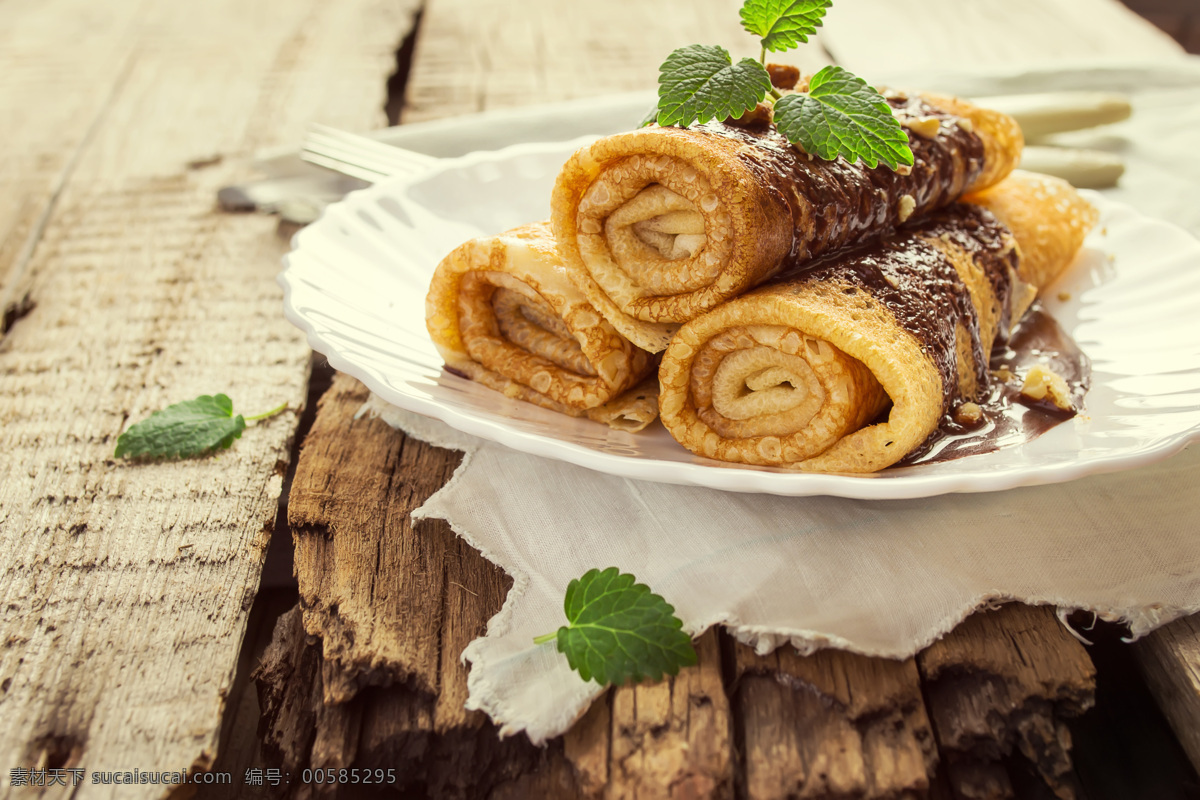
[424,86,1096,469]
[550,92,1025,352]
[657,171,1098,473]
[426,90,1028,437]
[425,222,660,431]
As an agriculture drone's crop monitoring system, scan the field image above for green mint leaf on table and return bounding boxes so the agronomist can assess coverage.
[114,394,287,459]
[534,567,697,686]
[773,65,914,170]
[656,44,771,127]
[740,0,832,52]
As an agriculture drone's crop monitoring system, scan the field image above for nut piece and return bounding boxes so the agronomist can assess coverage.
[1020,364,1073,411]
[766,63,800,90]
[904,115,942,139]
[954,402,983,426]
[897,194,916,223]
[956,117,974,133]
[726,101,773,129]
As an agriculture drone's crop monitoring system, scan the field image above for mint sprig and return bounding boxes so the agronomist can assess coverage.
[651,0,912,171]
[657,45,772,128]
[774,66,915,169]
[114,394,287,459]
[534,567,697,686]
[740,0,832,52]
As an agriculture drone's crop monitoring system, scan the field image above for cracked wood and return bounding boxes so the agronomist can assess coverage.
[731,644,936,799]
[917,604,1095,799]
[279,374,552,799]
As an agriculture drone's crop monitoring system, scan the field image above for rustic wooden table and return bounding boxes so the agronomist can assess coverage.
[2,1,1199,798]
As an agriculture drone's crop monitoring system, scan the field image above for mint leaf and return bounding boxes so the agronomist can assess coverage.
[657,44,771,127]
[773,65,914,169]
[740,0,832,52]
[544,567,697,686]
[115,394,246,459]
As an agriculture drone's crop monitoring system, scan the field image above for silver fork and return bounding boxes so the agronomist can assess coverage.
[301,123,439,183]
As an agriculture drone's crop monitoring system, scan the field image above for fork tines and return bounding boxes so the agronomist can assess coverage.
[302,123,438,183]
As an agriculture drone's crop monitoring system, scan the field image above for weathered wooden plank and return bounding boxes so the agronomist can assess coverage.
[197,588,298,800]
[288,371,513,733]
[916,604,1095,799]
[289,372,458,702]
[434,531,513,733]
[1134,612,1200,775]
[0,0,147,332]
[603,631,732,799]
[0,0,416,789]
[821,0,1184,73]
[402,0,831,124]
[267,374,737,798]
[264,374,559,797]
[731,643,936,799]
[563,693,612,798]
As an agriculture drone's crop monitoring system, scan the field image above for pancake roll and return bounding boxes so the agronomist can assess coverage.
[657,172,1097,473]
[550,92,1024,352]
[426,222,658,431]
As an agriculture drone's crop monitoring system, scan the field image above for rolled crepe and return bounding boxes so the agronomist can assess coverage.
[658,171,1097,473]
[425,222,658,431]
[551,92,1024,352]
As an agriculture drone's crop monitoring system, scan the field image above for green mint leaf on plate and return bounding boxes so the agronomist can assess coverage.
[740,0,832,52]
[114,394,284,459]
[657,44,771,127]
[773,65,914,169]
[539,567,697,686]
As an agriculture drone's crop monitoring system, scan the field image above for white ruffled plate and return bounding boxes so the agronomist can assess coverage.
[280,137,1200,499]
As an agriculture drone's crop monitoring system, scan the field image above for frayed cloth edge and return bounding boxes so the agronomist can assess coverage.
[358,394,1200,743]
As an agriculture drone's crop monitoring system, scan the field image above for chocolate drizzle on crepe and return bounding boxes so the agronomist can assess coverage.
[693,96,985,267]
[760,203,1088,465]
[774,205,1018,416]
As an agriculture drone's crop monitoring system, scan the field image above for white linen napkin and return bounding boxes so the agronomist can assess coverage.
[364,61,1200,744]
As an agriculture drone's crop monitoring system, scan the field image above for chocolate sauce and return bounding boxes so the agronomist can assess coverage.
[775,205,1017,414]
[739,202,1085,468]
[897,305,1091,466]
[692,96,985,267]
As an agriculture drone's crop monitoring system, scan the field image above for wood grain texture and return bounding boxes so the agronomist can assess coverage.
[1134,612,1200,775]
[401,0,831,124]
[731,645,936,799]
[287,372,513,737]
[0,0,145,332]
[272,374,560,799]
[917,604,1095,799]
[269,376,738,800]
[606,631,732,799]
[289,372,460,702]
[820,0,1185,73]
[0,0,416,790]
